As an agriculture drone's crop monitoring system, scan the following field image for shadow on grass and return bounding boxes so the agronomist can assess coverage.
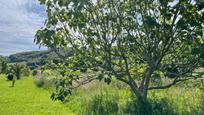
[123,96,178,115]
[80,92,177,115]
[84,93,119,115]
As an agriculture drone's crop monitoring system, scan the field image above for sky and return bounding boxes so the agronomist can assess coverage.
[0,0,46,56]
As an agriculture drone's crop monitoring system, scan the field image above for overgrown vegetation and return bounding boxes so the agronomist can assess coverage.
[64,80,204,115]
[31,70,204,114]
[33,69,57,90]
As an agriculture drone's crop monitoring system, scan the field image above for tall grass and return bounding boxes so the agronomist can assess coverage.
[62,80,203,115]
[31,70,204,115]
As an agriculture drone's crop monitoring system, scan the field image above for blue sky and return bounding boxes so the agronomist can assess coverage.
[0,0,46,56]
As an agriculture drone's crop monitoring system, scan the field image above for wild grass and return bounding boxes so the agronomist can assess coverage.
[1,72,204,115]
[63,80,204,115]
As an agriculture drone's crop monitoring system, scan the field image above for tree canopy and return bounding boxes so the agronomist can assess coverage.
[35,0,204,102]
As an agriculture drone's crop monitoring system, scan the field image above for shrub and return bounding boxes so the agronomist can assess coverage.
[33,70,56,90]
[32,70,39,76]
[22,67,31,77]
[33,72,45,88]
[34,78,45,88]
[7,73,14,81]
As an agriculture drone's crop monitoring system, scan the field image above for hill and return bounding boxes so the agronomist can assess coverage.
[8,48,72,69]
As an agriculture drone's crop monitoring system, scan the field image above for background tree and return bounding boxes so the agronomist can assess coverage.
[10,63,26,80]
[35,0,204,104]
[0,60,8,74]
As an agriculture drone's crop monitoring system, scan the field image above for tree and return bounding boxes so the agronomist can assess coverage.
[0,59,8,74]
[35,0,204,103]
[10,63,25,80]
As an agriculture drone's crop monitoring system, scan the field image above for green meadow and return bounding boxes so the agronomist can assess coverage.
[0,75,74,115]
[1,74,204,115]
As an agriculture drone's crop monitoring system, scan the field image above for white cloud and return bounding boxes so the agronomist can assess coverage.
[0,0,47,56]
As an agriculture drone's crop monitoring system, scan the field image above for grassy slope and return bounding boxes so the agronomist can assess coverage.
[0,75,74,115]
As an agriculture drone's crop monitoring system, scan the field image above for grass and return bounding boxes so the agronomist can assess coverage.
[1,73,204,115]
[63,80,204,115]
[0,75,74,115]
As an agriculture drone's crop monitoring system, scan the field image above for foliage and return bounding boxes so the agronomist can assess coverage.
[0,60,8,74]
[36,0,204,105]
[32,69,39,76]
[7,73,14,81]
[34,77,45,88]
[9,63,28,80]
[33,69,58,90]
[21,66,31,77]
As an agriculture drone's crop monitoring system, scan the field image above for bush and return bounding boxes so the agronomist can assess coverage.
[33,72,45,88]
[33,77,57,90]
[32,70,39,76]
[33,70,56,90]
[22,67,30,77]
[7,73,14,81]
[34,78,45,88]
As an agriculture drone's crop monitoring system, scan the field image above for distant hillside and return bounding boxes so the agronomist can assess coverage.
[9,50,57,62]
[8,49,72,69]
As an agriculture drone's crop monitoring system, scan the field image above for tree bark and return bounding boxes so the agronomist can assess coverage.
[129,82,151,114]
[138,68,154,102]
[129,80,147,103]
[143,68,154,101]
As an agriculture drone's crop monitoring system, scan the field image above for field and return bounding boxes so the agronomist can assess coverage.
[1,74,204,115]
[0,75,74,115]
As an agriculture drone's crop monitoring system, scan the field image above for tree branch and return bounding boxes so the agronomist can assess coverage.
[148,77,198,90]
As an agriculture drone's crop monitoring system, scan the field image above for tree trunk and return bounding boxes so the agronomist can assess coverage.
[128,67,154,114]
[129,83,151,114]
[129,82,147,103]
[141,68,154,101]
